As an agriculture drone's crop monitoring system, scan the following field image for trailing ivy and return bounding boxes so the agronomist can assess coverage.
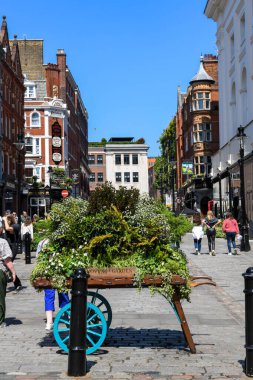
[30,190,192,301]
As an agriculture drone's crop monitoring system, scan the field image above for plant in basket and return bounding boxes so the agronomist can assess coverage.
[30,184,192,300]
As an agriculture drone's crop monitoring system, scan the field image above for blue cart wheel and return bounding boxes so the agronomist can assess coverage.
[87,291,112,328]
[53,302,107,354]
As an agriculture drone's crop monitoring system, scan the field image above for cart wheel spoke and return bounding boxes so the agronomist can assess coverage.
[87,291,112,328]
[54,302,107,355]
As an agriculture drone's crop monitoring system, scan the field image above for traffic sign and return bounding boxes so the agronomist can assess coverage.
[61,189,69,198]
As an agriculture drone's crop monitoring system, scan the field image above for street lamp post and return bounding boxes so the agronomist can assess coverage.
[13,134,25,224]
[237,126,251,252]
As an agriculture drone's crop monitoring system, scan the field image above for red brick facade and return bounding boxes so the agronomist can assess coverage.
[175,55,219,214]
[0,17,25,214]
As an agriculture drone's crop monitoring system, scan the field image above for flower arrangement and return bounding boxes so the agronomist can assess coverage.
[30,184,192,301]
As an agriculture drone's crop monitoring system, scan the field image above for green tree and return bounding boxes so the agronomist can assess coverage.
[154,117,176,196]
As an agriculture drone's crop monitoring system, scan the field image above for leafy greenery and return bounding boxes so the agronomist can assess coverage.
[31,187,192,301]
[154,117,176,192]
[87,182,140,215]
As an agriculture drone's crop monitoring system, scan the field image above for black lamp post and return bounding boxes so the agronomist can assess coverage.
[237,126,251,252]
[47,166,53,210]
[13,133,25,224]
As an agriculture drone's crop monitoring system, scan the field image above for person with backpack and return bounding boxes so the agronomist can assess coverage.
[203,210,221,256]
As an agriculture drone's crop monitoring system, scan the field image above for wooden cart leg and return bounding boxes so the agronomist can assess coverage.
[172,293,196,354]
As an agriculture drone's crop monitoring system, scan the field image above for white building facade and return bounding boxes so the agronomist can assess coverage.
[105,143,149,194]
[205,0,253,228]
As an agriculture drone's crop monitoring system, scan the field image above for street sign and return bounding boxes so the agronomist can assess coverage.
[61,189,69,198]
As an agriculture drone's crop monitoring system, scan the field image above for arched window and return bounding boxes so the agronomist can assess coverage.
[231,82,236,132]
[241,67,247,124]
[31,112,40,127]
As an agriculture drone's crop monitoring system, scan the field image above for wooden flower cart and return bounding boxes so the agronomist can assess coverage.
[33,268,215,355]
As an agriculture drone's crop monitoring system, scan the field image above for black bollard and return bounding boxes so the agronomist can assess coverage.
[68,268,89,377]
[24,232,31,264]
[243,267,253,376]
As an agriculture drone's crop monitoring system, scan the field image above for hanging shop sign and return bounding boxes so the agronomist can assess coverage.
[52,122,62,163]
[182,161,194,175]
[52,136,62,148]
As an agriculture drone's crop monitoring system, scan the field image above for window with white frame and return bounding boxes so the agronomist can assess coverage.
[132,154,138,164]
[25,85,36,99]
[97,155,103,164]
[89,173,95,182]
[192,123,212,143]
[115,172,121,182]
[194,156,212,175]
[115,154,121,165]
[88,155,95,165]
[30,112,40,127]
[192,92,210,111]
[25,137,40,155]
[124,154,130,165]
[133,172,139,182]
[97,172,103,182]
[124,172,130,182]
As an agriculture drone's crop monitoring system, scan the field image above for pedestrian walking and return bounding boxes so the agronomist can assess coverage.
[222,212,239,255]
[21,216,33,255]
[0,225,16,327]
[192,219,204,255]
[1,216,23,291]
[36,239,69,331]
[203,210,221,256]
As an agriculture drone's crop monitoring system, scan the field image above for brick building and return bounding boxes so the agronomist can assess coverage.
[88,145,107,191]
[13,39,89,216]
[0,16,25,215]
[176,55,219,215]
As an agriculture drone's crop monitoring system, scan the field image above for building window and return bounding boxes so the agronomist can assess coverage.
[88,155,95,165]
[97,173,103,182]
[89,173,95,182]
[115,172,121,182]
[25,137,40,155]
[115,154,121,165]
[97,155,103,164]
[31,112,40,127]
[230,33,235,60]
[185,135,188,151]
[192,92,210,111]
[124,154,130,165]
[132,154,138,164]
[124,172,130,182]
[240,13,245,43]
[194,156,212,175]
[133,172,139,182]
[25,85,36,99]
[192,123,212,142]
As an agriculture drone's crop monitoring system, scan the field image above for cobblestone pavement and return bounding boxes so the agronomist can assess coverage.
[0,234,252,380]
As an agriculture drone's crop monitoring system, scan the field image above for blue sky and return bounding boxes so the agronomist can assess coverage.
[2,0,216,156]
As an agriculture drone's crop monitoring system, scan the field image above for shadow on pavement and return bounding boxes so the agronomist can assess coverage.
[38,327,189,352]
[104,327,187,350]
[5,317,22,325]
